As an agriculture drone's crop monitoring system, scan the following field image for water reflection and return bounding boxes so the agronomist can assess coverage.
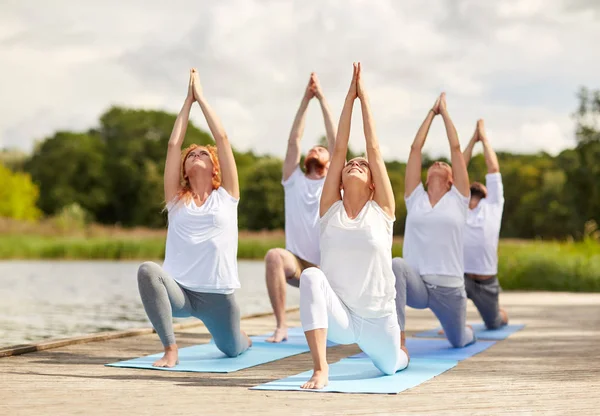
[0,260,300,348]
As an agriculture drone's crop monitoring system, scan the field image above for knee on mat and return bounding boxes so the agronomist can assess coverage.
[375,360,398,376]
[137,261,161,283]
[215,332,249,358]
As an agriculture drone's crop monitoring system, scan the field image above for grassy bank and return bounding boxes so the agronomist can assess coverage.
[0,234,598,292]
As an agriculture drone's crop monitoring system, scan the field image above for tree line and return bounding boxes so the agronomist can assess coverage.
[1,87,598,239]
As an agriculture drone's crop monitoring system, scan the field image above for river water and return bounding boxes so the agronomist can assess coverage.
[0,260,300,348]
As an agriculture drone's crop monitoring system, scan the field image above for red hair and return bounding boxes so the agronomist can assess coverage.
[176,144,221,204]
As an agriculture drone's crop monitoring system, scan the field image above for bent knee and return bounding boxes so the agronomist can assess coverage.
[374,360,398,376]
[391,257,410,278]
[137,261,161,282]
[299,267,325,289]
[218,340,248,358]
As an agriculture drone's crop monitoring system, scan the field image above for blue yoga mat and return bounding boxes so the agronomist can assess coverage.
[250,357,457,394]
[106,328,334,373]
[348,338,495,361]
[415,323,525,341]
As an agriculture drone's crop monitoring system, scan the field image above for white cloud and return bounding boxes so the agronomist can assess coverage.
[0,0,598,161]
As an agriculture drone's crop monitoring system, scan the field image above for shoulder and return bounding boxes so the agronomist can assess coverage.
[449,185,470,207]
[282,166,303,187]
[214,187,239,205]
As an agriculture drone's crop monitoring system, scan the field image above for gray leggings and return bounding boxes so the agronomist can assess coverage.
[393,258,475,348]
[137,261,249,357]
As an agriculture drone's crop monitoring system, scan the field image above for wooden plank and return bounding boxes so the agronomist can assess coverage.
[1,293,599,415]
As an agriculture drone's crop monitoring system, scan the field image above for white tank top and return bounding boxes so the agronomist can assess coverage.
[319,200,396,319]
[282,167,325,265]
[162,187,239,293]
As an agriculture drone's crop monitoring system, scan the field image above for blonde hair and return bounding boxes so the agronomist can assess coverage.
[175,144,221,204]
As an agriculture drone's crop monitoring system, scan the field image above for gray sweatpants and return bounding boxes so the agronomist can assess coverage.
[465,275,505,330]
[137,261,249,357]
[393,258,475,348]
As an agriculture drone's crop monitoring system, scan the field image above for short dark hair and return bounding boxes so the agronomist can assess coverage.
[470,182,488,199]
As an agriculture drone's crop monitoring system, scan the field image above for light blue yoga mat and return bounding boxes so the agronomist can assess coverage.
[250,357,457,394]
[348,338,495,361]
[415,323,525,341]
[106,328,334,373]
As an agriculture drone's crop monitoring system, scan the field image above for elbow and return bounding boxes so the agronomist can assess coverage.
[488,167,500,174]
[410,144,422,154]
[168,141,181,150]
[449,143,462,153]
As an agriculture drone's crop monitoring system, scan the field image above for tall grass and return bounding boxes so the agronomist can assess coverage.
[0,234,598,292]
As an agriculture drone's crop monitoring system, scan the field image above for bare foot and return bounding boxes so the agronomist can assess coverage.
[153,345,179,368]
[401,345,410,364]
[242,330,253,348]
[265,327,288,343]
[301,368,329,390]
[499,308,509,325]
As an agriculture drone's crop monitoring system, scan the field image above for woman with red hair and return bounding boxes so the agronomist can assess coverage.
[137,69,251,367]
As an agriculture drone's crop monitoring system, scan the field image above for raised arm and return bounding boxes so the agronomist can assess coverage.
[356,63,394,218]
[405,97,439,197]
[462,123,479,166]
[320,64,358,216]
[312,74,337,153]
[438,93,469,197]
[164,70,195,203]
[191,69,239,199]
[478,119,500,173]
[283,76,314,181]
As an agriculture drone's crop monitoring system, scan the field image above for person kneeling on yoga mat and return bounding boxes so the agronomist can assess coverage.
[299,63,409,390]
[393,93,476,348]
[137,69,251,368]
[461,119,508,329]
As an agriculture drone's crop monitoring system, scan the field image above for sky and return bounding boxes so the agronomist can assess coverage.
[1,0,599,161]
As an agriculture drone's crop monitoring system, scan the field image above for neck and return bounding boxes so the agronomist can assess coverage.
[427,177,450,205]
[188,174,213,204]
[306,165,327,180]
[342,185,372,219]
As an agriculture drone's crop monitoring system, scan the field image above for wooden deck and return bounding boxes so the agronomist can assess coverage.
[2,292,600,415]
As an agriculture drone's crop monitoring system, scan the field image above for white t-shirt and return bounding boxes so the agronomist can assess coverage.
[282,167,325,265]
[403,183,469,287]
[464,173,504,275]
[320,200,396,319]
[162,187,239,294]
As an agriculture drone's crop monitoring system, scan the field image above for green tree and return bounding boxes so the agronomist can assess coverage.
[25,132,107,218]
[239,158,285,230]
[0,164,42,220]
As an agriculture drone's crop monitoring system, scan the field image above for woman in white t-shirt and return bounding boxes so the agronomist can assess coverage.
[136,69,251,368]
[393,93,476,348]
[299,63,409,390]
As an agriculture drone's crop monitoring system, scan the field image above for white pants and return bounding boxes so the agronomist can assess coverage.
[300,267,409,375]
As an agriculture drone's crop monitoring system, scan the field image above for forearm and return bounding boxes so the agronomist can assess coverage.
[196,95,227,143]
[289,97,310,144]
[411,110,435,151]
[168,99,193,148]
[481,138,500,173]
[333,96,354,157]
[318,96,337,151]
[462,137,476,166]
[441,110,461,151]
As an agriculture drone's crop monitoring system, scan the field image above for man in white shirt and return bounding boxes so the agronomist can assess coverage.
[462,119,509,329]
[264,73,337,343]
